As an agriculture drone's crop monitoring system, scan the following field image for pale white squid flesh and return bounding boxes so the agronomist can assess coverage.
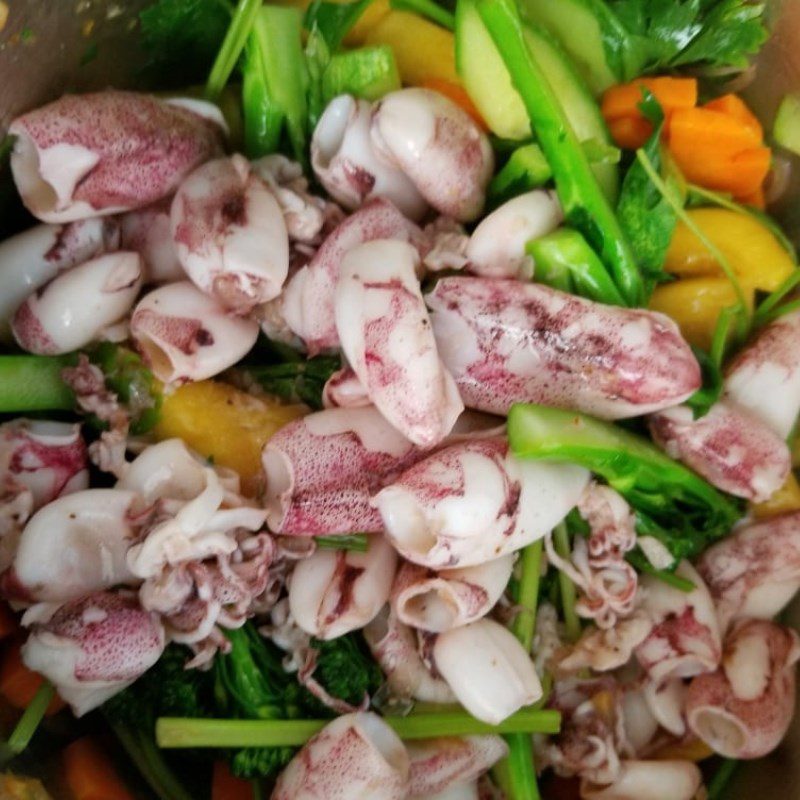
[371,88,494,222]
[405,735,508,799]
[311,95,428,219]
[363,607,457,704]
[426,277,701,419]
[686,618,800,759]
[580,759,702,800]
[281,197,419,355]
[698,510,800,632]
[262,406,426,536]
[130,281,259,384]
[0,218,119,341]
[171,155,289,313]
[465,190,563,279]
[12,252,143,355]
[21,590,165,716]
[9,91,224,223]
[0,489,140,603]
[372,436,589,569]
[433,618,543,724]
[120,199,185,285]
[390,554,514,633]
[635,560,722,685]
[322,367,371,409]
[288,535,397,640]
[334,239,463,447]
[648,401,791,502]
[271,711,410,800]
[724,307,800,439]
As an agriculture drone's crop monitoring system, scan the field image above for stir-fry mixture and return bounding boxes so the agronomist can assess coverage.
[2,0,800,798]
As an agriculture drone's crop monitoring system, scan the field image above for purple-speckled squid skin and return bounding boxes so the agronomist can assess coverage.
[170,155,289,313]
[426,277,701,419]
[371,89,494,223]
[686,618,800,759]
[649,401,791,502]
[271,712,410,800]
[281,197,420,355]
[21,590,165,717]
[405,736,508,799]
[698,511,800,632]
[334,239,463,447]
[262,406,428,536]
[9,91,224,223]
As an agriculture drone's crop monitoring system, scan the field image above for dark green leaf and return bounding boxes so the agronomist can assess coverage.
[245,356,341,409]
[304,0,377,51]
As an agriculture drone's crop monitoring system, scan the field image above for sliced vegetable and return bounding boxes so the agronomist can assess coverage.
[244,355,340,408]
[0,640,64,715]
[321,45,401,103]
[774,93,800,156]
[508,403,743,560]
[63,737,136,800]
[422,78,487,128]
[304,0,377,51]
[242,27,285,157]
[0,680,56,764]
[472,0,641,304]
[389,0,455,30]
[488,143,552,203]
[0,355,74,413]
[205,0,263,100]
[212,761,254,800]
[751,472,800,519]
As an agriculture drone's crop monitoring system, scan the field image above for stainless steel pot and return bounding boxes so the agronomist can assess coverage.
[1,0,799,797]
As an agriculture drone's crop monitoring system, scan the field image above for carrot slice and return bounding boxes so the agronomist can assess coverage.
[601,76,697,121]
[607,115,654,149]
[63,737,136,800]
[212,761,253,800]
[704,93,763,139]
[668,107,762,152]
[0,639,65,714]
[422,78,488,129]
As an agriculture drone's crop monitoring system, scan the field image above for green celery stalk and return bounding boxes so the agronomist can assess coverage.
[527,228,625,305]
[156,708,561,748]
[205,0,262,100]
[390,0,455,29]
[0,681,55,763]
[242,32,284,157]
[321,45,401,104]
[314,534,369,552]
[489,143,552,204]
[552,522,581,642]
[475,0,643,307]
[0,355,74,412]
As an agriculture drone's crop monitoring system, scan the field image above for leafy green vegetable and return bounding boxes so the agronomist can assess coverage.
[390,0,456,29]
[321,45,402,105]
[245,356,341,409]
[304,0,377,51]
[616,92,679,296]
[684,346,723,419]
[508,404,744,561]
[475,0,644,306]
[315,534,370,552]
[0,681,55,765]
[489,143,553,204]
[241,28,285,158]
[139,0,232,86]
[0,355,75,413]
[552,522,581,642]
[205,0,263,100]
[707,758,740,800]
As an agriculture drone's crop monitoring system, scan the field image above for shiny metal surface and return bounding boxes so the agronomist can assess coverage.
[0,0,799,796]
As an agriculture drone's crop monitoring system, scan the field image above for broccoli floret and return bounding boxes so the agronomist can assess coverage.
[229,746,295,780]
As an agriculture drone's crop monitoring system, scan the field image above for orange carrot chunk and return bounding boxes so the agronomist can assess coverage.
[601,77,697,121]
[607,115,655,149]
[0,639,65,715]
[422,78,488,129]
[212,760,254,800]
[703,93,763,139]
[63,736,136,800]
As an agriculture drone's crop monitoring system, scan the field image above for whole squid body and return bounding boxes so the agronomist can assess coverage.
[372,435,589,569]
[311,89,493,222]
[426,277,701,419]
[271,712,410,800]
[0,218,119,341]
[21,590,165,716]
[334,239,463,446]
[8,91,225,223]
[686,618,800,759]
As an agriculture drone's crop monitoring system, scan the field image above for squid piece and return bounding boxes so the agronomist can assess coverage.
[724,308,800,439]
[619,686,660,755]
[289,535,397,640]
[335,239,463,446]
[635,561,722,685]
[698,511,800,631]
[422,784,479,800]
[371,89,494,222]
[262,406,427,536]
[426,277,701,419]
[271,712,410,800]
[433,618,542,724]
[372,436,589,569]
[686,618,800,759]
[0,489,140,603]
[281,197,419,354]
[649,401,791,502]
[130,281,259,384]
[390,555,514,633]
[1,420,88,509]
[465,190,562,279]
[559,614,653,674]
[323,367,371,409]
[311,95,428,219]
[363,607,457,704]
[12,252,143,355]
[406,735,508,799]
[120,199,185,284]
[0,218,119,341]
[9,91,224,223]
[171,155,289,312]
[580,760,702,800]
[21,590,165,716]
